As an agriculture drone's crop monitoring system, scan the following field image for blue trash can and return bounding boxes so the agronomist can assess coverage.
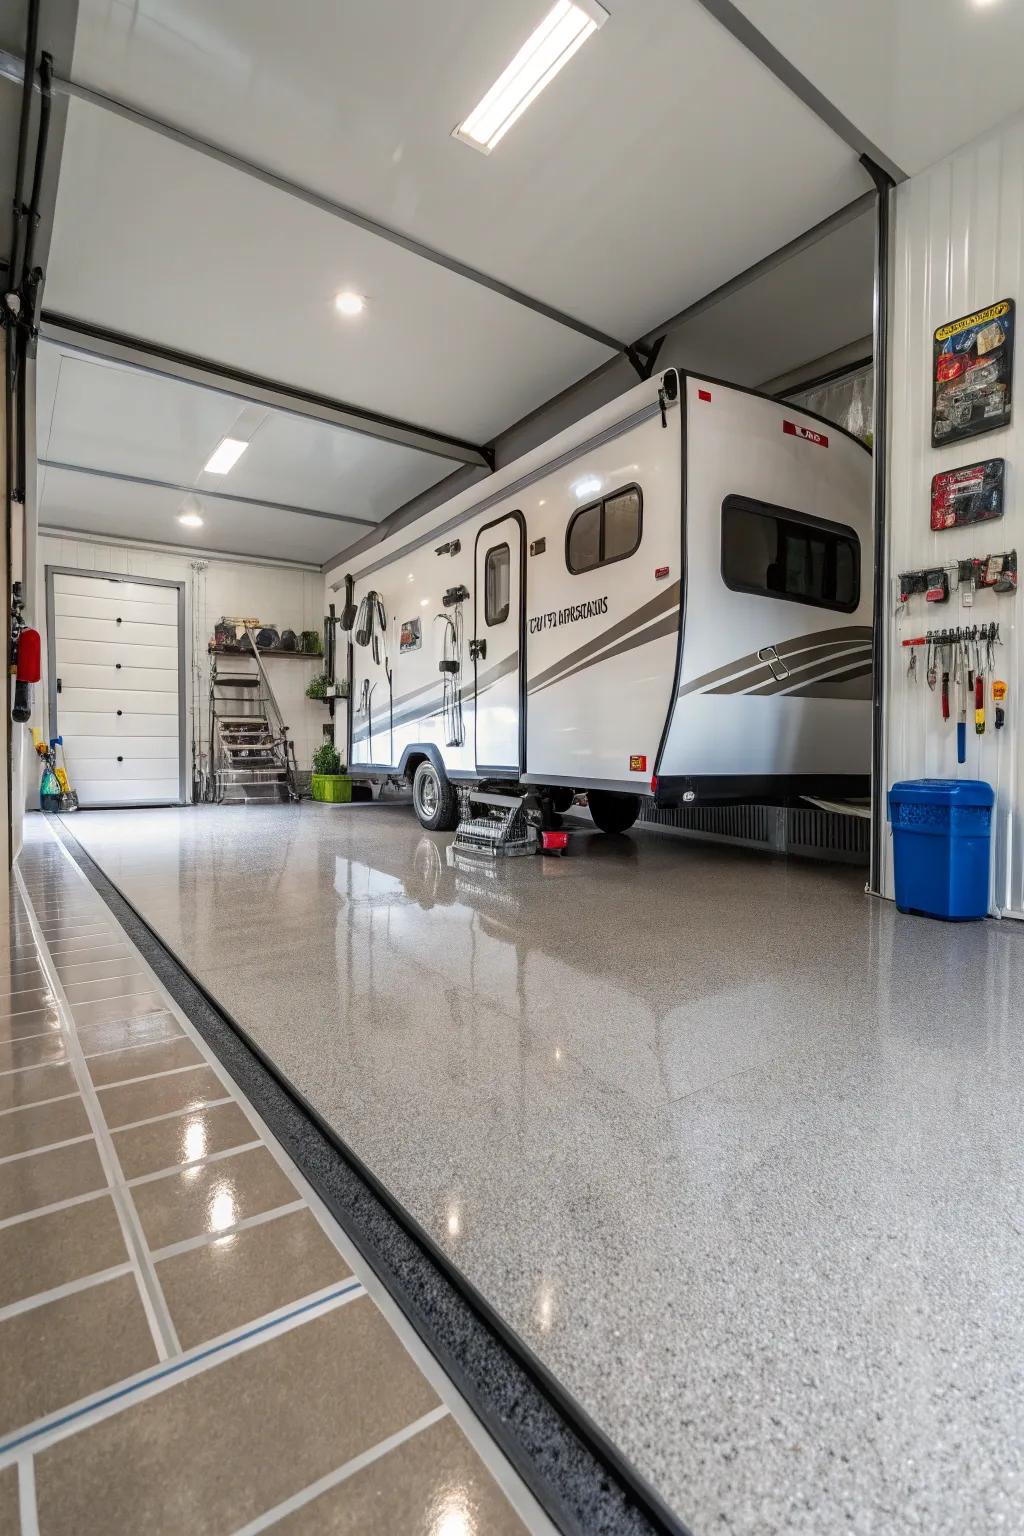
[887,778,994,920]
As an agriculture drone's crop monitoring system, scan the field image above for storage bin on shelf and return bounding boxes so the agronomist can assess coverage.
[887,778,993,920]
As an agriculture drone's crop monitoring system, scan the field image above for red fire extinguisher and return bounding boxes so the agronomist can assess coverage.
[12,628,40,723]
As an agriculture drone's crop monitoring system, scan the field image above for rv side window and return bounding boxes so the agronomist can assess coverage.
[721,495,860,613]
[566,485,642,575]
[484,543,510,626]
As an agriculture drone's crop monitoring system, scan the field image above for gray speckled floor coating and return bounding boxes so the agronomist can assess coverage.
[55,802,1024,1535]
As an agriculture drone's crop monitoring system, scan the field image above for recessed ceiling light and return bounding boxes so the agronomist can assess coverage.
[334,291,365,317]
[203,437,248,475]
[453,0,607,154]
[178,511,204,528]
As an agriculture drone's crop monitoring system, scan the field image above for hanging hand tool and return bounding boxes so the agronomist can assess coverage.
[955,632,967,764]
[993,677,1007,729]
[974,627,985,734]
[926,634,937,691]
[940,632,951,722]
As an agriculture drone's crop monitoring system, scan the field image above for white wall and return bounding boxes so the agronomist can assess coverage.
[35,533,330,803]
[884,111,1024,914]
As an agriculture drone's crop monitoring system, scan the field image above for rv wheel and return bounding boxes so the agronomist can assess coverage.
[412,760,460,832]
[588,790,641,834]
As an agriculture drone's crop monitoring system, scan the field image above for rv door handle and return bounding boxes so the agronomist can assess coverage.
[757,645,790,681]
[470,639,486,661]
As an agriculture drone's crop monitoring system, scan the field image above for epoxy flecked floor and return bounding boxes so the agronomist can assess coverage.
[61,802,1024,1534]
[1,818,553,1535]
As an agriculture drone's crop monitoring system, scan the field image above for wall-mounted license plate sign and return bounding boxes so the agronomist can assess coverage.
[931,458,1005,530]
[932,299,1014,446]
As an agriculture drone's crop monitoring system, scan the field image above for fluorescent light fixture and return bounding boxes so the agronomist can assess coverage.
[178,511,204,529]
[454,0,607,154]
[203,437,248,475]
[334,291,365,316]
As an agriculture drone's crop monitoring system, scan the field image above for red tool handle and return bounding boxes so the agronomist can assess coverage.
[941,673,950,720]
[975,676,984,711]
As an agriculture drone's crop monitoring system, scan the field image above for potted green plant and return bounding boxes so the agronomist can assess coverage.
[310,741,352,803]
[300,629,323,656]
[305,672,330,700]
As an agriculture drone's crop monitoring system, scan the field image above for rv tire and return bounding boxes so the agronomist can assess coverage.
[412,759,460,832]
[588,790,641,834]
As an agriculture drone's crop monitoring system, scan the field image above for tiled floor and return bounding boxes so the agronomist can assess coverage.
[59,800,1024,1535]
[0,823,554,1535]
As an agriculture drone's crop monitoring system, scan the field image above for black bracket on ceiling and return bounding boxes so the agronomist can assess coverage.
[479,442,497,473]
[625,342,657,381]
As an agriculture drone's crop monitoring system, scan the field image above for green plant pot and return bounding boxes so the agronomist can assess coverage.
[311,773,352,804]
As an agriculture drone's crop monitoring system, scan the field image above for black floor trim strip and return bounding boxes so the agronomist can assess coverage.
[49,818,691,1536]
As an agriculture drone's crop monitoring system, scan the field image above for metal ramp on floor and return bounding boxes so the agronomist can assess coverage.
[208,627,299,805]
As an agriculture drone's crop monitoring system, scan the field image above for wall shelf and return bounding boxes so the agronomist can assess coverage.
[208,647,323,661]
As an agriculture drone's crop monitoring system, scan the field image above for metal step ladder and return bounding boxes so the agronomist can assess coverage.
[208,627,299,805]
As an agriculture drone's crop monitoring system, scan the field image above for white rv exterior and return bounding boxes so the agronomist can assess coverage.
[332,370,872,829]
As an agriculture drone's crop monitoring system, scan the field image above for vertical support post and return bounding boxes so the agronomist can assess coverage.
[861,154,895,897]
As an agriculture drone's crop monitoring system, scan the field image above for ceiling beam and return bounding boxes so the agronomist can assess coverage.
[0,51,637,361]
[38,313,491,467]
[38,459,379,527]
[691,0,906,183]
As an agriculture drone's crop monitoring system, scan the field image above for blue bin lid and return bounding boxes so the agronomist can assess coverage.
[888,777,994,807]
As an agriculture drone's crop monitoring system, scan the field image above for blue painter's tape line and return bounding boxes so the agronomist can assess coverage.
[0,1278,363,1456]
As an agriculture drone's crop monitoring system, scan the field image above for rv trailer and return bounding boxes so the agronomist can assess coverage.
[335,369,872,833]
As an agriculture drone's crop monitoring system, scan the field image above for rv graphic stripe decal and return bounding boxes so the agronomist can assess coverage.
[351,652,519,745]
[743,643,872,697]
[785,661,872,700]
[678,626,872,698]
[527,582,681,695]
[528,610,679,697]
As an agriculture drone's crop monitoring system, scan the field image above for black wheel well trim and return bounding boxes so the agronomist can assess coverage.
[397,743,448,781]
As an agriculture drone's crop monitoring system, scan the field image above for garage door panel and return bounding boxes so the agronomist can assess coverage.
[54,638,178,671]
[55,592,180,625]
[59,712,180,739]
[70,737,181,761]
[57,663,178,693]
[70,778,181,804]
[54,614,178,649]
[54,574,178,610]
[51,571,183,807]
[58,687,179,715]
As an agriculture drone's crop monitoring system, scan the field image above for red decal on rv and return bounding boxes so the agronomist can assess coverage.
[654,565,670,580]
[783,420,829,447]
[698,389,712,402]
[629,755,647,772]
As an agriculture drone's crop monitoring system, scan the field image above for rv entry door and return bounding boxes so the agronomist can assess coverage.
[473,514,524,774]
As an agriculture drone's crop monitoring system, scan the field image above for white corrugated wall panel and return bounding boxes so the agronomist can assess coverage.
[885,111,1024,914]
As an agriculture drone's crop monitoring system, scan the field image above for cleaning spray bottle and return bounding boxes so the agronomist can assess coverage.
[39,743,61,813]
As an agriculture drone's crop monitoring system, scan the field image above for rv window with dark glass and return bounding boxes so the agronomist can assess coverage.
[721,495,859,612]
[484,542,510,626]
[566,485,642,574]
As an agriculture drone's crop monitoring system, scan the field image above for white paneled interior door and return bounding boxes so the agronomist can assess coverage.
[49,571,184,806]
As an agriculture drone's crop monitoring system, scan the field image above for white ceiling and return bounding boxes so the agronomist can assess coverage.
[40,0,887,565]
[36,343,461,562]
[64,0,868,340]
[731,0,1024,177]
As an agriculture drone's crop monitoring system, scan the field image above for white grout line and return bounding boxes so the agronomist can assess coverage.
[0,1281,364,1465]
[125,1140,263,1189]
[0,1027,61,1044]
[148,1200,307,1262]
[90,1061,208,1092]
[0,1263,134,1325]
[0,1057,68,1079]
[0,1186,109,1232]
[0,1092,80,1118]
[13,868,180,1363]
[17,1454,39,1536]
[230,1405,451,1536]
[106,1097,234,1134]
[0,1134,94,1167]
[82,1032,185,1062]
